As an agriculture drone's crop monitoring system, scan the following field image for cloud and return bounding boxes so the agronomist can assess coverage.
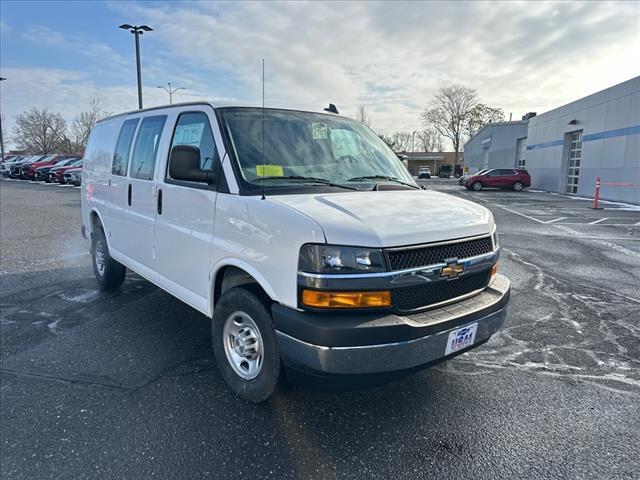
[109,0,639,136]
[2,1,639,150]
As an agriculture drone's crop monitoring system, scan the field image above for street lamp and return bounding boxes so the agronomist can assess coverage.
[157,82,185,104]
[0,77,5,161]
[119,24,153,109]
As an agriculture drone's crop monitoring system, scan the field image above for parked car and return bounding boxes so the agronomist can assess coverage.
[81,103,510,402]
[9,156,46,178]
[417,166,431,179]
[464,168,531,191]
[34,157,80,181]
[49,159,82,183]
[63,167,82,186]
[458,169,488,185]
[1,156,25,176]
[20,154,65,179]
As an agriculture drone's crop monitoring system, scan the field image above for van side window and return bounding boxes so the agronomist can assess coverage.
[112,118,139,176]
[168,112,220,179]
[130,115,167,180]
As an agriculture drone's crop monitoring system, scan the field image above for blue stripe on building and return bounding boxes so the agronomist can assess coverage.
[526,124,640,150]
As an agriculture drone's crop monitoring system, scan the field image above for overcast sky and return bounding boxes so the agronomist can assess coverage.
[1,0,639,149]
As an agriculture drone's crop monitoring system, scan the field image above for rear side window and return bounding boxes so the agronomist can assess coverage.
[130,115,167,180]
[112,118,139,176]
[84,122,119,174]
[168,112,220,173]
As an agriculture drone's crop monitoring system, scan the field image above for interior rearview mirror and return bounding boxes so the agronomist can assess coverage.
[169,145,213,184]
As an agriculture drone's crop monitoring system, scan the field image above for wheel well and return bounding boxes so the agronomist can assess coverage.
[213,266,268,307]
[90,211,102,233]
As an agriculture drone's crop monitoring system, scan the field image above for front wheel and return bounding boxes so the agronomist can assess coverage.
[91,227,126,290]
[472,181,483,191]
[512,181,524,191]
[213,286,283,402]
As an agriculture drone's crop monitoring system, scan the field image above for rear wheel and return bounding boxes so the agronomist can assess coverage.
[91,227,126,290]
[213,286,283,402]
[512,181,523,191]
[472,181,483,191]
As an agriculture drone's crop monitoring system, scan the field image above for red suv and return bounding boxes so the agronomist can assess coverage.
[464,168,531,192]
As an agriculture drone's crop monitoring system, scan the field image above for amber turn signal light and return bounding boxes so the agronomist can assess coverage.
[302,290,392,308]
[491,262,499,277]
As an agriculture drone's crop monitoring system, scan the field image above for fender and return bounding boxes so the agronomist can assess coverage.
[209,258,278,316]
[89,208,111,250]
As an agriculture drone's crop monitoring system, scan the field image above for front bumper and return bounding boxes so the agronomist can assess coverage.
[273,274,509,375]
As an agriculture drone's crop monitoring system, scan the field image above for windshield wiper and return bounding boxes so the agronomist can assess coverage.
[259,175,359,191]
[347,175,420,189]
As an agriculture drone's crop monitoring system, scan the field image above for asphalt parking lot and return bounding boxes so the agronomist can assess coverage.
[1,177,639,479]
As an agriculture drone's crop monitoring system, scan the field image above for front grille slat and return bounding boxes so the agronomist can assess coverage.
[394,269,492,312]
[386,236,492,271]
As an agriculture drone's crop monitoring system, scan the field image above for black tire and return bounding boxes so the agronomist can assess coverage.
[91,227,126,290]
[472,181,483,191]
[212,286,283,402]
[512,181,523,191]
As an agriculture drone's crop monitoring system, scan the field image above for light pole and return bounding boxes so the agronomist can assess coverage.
[411,130,417,155]
[0,77,5,161]
[157,82,185,104]
[119,24,153,109]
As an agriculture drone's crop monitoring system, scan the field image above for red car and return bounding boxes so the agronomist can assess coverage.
[21,155,68,180]
[464,168,531,192]
[49,159,83,183]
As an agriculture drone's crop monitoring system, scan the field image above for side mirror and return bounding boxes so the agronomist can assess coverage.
[169,145,212,184]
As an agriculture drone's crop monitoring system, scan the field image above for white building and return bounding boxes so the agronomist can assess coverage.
[463,119,530,174]
[526,76,640,203]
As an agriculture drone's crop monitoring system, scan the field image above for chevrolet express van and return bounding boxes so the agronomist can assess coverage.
[81,102,510,402]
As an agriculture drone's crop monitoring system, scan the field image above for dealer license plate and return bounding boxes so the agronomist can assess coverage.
[445,323,478,355]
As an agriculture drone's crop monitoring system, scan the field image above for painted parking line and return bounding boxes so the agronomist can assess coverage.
[588,218,608,225]
[543,217,568,224]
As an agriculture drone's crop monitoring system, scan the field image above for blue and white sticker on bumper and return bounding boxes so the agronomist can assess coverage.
[445,323,478,355]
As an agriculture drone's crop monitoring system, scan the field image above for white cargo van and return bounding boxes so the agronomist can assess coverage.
[81,102,510,401]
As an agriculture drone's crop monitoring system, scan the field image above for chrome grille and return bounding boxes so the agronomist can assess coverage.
[386,236,493,271]
[394,269,492,312]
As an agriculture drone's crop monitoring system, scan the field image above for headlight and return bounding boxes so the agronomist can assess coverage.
[298,244,386,274]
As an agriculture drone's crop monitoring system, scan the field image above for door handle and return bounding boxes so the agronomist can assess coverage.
[127,183,132,206]
[157,189,162,215]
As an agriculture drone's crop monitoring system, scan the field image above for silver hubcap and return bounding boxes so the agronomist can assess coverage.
[223,311,264,380]
[514,183,522,191]
[474,183,481,190]
[95,240,106,276]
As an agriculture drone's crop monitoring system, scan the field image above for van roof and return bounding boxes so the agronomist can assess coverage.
[97,101,338,124]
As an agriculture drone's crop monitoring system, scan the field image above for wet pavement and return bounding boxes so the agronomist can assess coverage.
[1,178,639,479]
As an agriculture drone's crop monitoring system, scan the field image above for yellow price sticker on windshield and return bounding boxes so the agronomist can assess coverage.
[256,165,284,177]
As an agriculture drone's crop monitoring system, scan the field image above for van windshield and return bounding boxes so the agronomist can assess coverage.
[218,107,415,191]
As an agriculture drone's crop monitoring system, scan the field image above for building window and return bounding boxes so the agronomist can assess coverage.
[516,137,527,169]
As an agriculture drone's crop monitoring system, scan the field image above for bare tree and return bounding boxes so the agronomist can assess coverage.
[12,108,67,154]
[70,98,110,152]
[390,131,413,152]
[464,104,504,138]
[357,105,371,127]
[378,133,395,149]
[421,85,500,164]
[417,128,444,152]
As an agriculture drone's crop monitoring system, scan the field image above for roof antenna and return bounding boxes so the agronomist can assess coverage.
[261,58,266,200]
[324,103,339,114]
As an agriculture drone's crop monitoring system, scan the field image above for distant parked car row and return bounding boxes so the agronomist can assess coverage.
[0,154,83,186]
[460,168,531,191]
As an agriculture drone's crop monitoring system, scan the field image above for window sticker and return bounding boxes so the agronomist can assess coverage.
[173,123,205,147]
[312,122,328,140]
[256,165,284,177]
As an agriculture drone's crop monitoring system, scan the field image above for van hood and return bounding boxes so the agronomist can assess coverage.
[271,190,494,247]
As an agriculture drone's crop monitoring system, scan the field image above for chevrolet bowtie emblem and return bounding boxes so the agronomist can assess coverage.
[441,260,464,279]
